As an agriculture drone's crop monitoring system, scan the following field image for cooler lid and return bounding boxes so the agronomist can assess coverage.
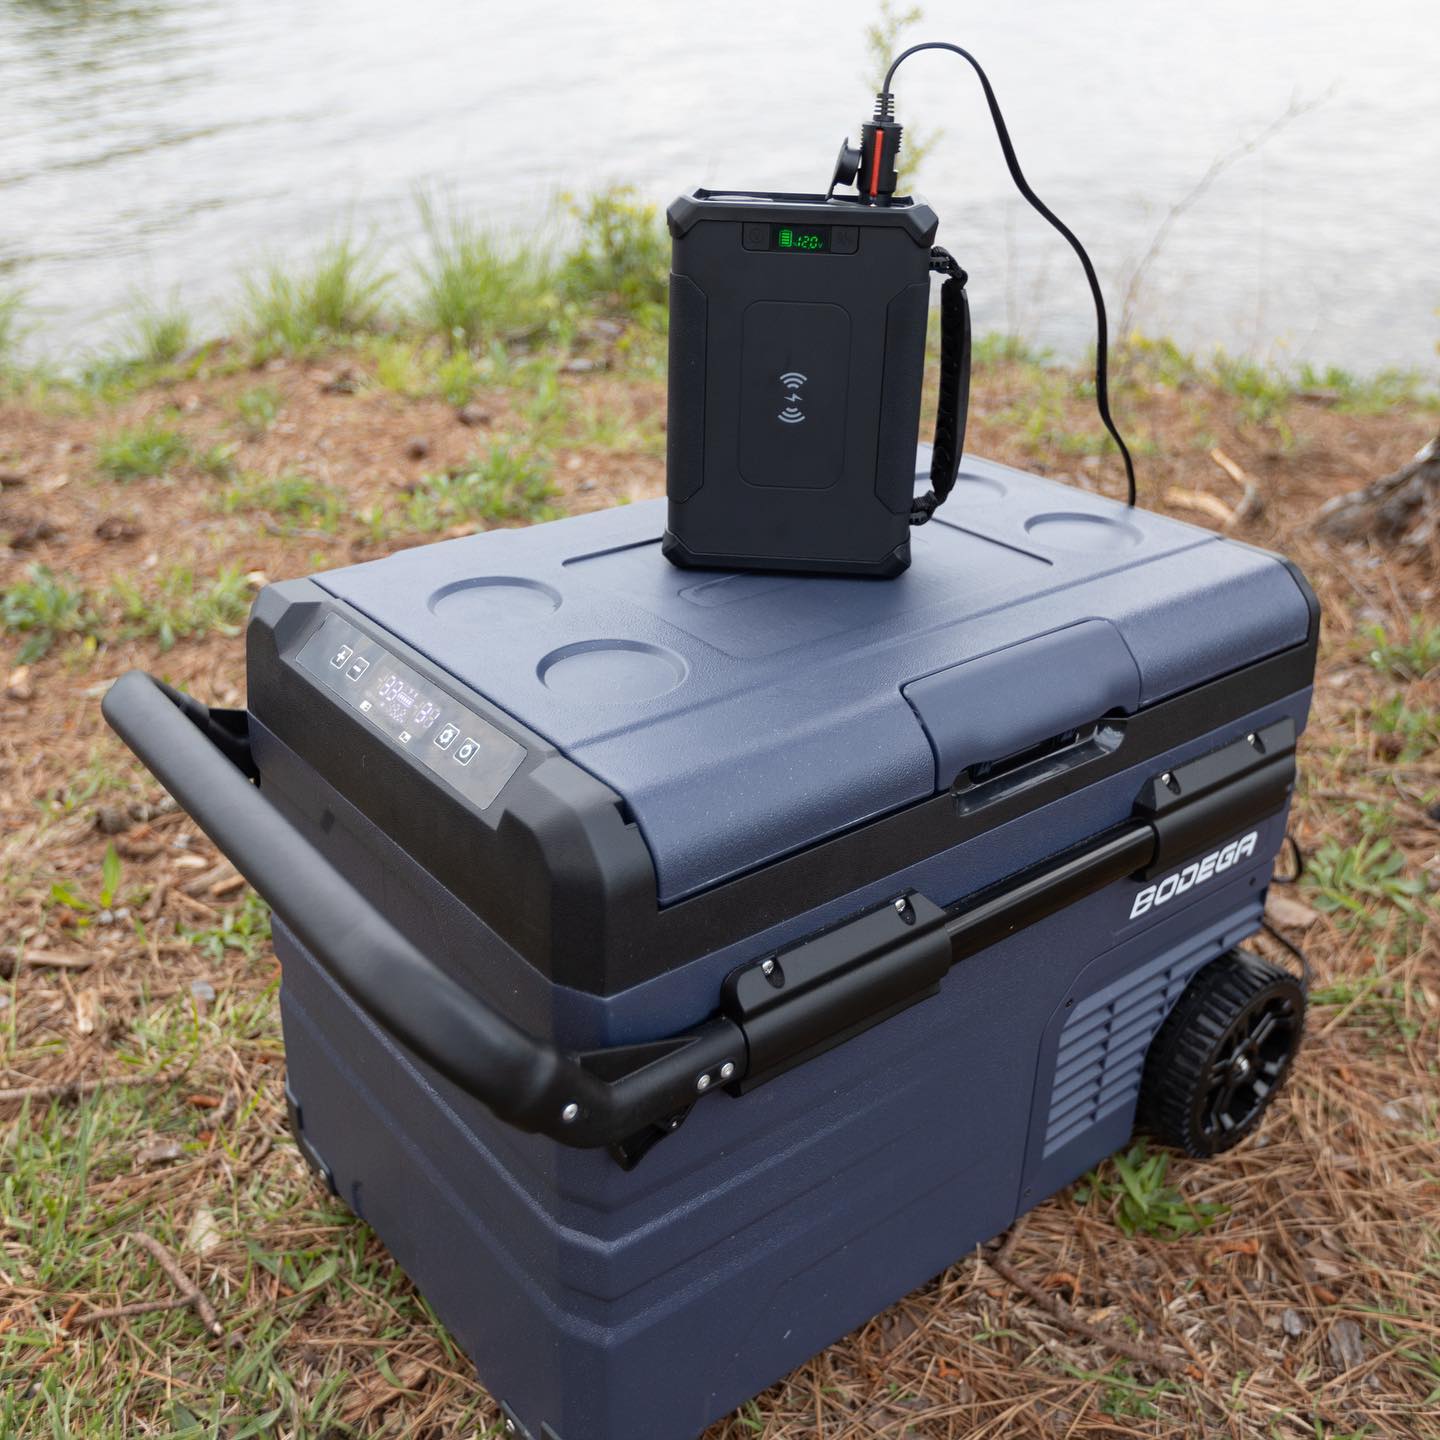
[314,455,1312,902]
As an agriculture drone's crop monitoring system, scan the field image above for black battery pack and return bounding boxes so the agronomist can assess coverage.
[663,189,950,578]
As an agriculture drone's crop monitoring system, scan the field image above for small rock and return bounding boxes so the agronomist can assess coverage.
[1328,1317,1367,1372]
[0,471,27,489]
[456,403,492,428]
[95,515,143,542]
[562,356,602,374]
[404,436,430,460]
[1281,1307,1305,1337]
[186,1205,222,1256]
[135,1138,184,1167]
[577,479,596,492]
[190,978,217,1008]
[6,665,33,701]
[587,318,623,340]
[1266,892,1319,930]
[1426,800,1440,826]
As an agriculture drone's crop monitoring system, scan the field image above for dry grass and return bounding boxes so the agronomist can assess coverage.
[1,340,1437,1438]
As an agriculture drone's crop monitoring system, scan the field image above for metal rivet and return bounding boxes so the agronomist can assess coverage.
[761,958,775,975]
[1246,732,1258,746]
[894,897,907,912]
[1160,772,1173,786]
[504,1422,516,1436]
[720,1061,735,1081]
[696,1073,712,1093]
[561,1102,579,1124]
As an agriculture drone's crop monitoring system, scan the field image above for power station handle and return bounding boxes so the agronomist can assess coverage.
[911,250,970,525]
[100,671,743,1152]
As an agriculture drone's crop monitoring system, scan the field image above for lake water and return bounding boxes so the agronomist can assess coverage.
[3,0,1438,373]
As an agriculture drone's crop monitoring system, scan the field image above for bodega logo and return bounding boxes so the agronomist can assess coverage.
[1130,831,1259,920]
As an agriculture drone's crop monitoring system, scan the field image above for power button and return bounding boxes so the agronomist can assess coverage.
[742,222,769,251]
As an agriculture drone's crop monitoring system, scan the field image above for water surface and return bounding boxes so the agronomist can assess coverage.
[2,0,1437,370]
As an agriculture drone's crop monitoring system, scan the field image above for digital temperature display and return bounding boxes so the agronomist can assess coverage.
[370,670,442,731]
[772,224,829,252]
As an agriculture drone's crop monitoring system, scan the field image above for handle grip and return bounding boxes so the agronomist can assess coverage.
[101,671,743,1150]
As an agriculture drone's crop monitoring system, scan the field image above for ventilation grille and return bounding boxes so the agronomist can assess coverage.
[1042,939,1218,1159]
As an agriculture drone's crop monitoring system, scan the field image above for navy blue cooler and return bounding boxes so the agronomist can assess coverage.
[104,452,1317,1440]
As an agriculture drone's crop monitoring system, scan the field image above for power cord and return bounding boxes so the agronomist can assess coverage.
[876,41,1137,507]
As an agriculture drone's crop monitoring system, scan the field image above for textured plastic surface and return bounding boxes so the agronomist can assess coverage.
[315,453,1314,902]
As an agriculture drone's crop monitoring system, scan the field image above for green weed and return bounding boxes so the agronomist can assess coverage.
[434,346,482,406]
[234,383,281,437]
[195,441,240,479]
[367,335,430,397]
[1304,834,1430,928]
[405,446,557,531]
[1074,1142,1227,1238]
[1364,618,1440,680]
[123,299,193,367]
[1371,695,1440,763]
[1210,351,1291,427]
[110,565,253,650]
[0,286,29,367]
[1297,362,1435,414]
[2,565,100,662]
[182,891,272,962]
[96,419,190,479]
[1117,333,1201,389]
[242,236,390,360]
[972,332,1054,367]
[219,471,340,530]
[558,187,668,326]
[413,195,560,349]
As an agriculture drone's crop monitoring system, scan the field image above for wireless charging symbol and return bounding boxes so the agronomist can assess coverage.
[777,371,807,424]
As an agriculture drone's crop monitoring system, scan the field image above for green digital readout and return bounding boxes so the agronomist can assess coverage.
[772,224,829,252]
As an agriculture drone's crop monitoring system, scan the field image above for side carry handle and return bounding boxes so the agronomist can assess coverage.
[101,671,743,1157]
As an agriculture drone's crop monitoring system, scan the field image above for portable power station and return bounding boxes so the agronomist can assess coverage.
[104,449,1317,1440]
[664,40,1135,577]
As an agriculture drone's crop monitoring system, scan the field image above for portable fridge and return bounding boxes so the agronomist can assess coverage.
[104,450,1318,1440]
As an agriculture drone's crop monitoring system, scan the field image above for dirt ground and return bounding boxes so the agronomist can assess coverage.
[1,347,1438,1438]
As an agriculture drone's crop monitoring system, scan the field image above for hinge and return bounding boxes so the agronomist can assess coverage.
[720,893,951,1092]
[1134,717,1297,878]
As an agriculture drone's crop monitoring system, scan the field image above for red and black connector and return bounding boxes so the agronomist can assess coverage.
[830,91,904,204]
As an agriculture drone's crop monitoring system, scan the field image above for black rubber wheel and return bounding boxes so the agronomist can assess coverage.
[1139,950,1305,1158]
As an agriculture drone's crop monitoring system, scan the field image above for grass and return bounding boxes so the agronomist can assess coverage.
[1370,696,1439,763]
[96,419,191,480]
[404,446,558,531]
[0,286,27,369]
[1073,1142,1227,1239]
[1364,617,1440,680]
[413,194,570,351]
[233,383,281,438]
[110,565,254,650]
[1,565,99,662]
[1304,833,1432,931]
[241,236,390,360]
[1296,362,1436,414]
[1209,349,1293,427]
[557,187,668,328]
[219,471,340,530]
[123,299,193,368]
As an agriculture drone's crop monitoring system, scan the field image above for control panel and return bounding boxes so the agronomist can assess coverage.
[296,614,525,811]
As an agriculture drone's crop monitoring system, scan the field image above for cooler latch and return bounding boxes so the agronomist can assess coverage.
[720,893,952,1092]
[1133,717,1297,879]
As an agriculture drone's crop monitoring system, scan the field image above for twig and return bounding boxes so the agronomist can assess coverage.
[1210,449,1264,527]
[1164,486,1235,525]
[129,1232,223,1337]
[985,1228,1188,1378]
[67,1295,191,1329]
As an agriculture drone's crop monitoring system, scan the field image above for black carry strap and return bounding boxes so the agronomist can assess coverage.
[911,246,971,526]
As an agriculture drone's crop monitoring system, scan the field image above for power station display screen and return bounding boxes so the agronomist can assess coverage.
[772,223,830,252]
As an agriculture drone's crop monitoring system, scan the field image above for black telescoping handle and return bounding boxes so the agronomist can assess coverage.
[101,671,744,1150]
